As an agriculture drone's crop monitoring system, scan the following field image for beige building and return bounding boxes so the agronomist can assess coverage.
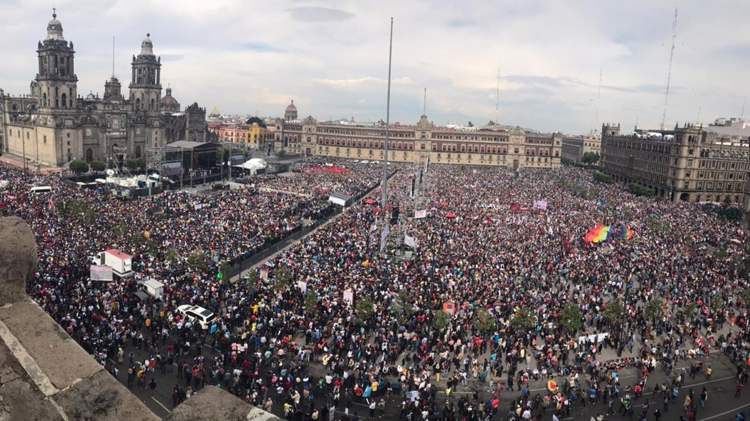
[601,123,750,204]
[562,133,601,163]
[271,102,562,169]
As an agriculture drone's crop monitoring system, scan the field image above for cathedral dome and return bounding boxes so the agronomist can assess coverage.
[47,10,64,41]
[140,33,154,55]
[160,88,180,112]
[284,99,298,121]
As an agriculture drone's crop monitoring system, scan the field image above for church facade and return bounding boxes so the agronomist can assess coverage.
[0,11,208,169]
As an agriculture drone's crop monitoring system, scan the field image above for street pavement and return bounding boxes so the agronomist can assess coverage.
[105,331,750,421]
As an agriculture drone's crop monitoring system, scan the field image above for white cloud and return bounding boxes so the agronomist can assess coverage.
[0,0,748,133]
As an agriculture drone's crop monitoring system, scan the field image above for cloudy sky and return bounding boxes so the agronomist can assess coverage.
[1,0,748,133]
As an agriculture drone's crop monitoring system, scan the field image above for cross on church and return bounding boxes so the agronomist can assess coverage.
[53,8,56,18]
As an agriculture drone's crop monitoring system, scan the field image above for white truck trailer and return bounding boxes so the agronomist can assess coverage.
[92,249,133,278]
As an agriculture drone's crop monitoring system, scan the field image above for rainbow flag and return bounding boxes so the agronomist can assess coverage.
[584,224,610,244]
[626,227,635,240]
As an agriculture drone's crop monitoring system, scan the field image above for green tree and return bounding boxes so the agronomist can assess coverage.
[274,266,292,291]
[645,297,663,324]
[509,307,535,331]
[582,152,601,165]
[742,289,750,309]
[304,290,318,317]
[89,160,106,172]
[187,251,208,272]
[165,248,179,264]
[603,300,626,328]
[434,309,451,331]
[126,159,146,172]
[242,270,258,290]
[218,261,232,281]
[592,170,613,184]
[560,303,583,334]
[474,308,498,334]
[355,296,375,325]
[392,291,414,323]
[70,159,89,175]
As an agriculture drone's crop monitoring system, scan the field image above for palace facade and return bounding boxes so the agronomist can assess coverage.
[601,123,750,204]
[211,101,563,169]
[0,11,208,169]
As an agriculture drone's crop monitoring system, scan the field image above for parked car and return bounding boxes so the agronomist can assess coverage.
[176,304,216,330]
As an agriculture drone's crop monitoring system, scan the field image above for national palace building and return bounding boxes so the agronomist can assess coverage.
[0,11,208,169]
[212,101,563,169]
[601,122,750,208]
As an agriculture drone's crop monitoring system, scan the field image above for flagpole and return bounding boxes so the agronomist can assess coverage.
[380,17,394,254]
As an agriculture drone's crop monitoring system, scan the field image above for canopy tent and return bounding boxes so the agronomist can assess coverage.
[233,158,267,174]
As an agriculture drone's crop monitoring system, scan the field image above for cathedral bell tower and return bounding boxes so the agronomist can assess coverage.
[129,34,161,113]
[36,9,78,111]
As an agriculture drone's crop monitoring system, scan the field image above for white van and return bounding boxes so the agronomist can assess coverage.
[30,185,52,193]
[176,304,216,330]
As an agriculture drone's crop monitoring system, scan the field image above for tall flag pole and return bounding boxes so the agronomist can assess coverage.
[380,17,394,253]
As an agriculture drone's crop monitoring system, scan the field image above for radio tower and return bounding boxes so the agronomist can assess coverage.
[495,68,501,125]
[660,8,678,130]
[596,68,602,134]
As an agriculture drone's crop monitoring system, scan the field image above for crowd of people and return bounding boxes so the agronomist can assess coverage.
[1,160,749,421]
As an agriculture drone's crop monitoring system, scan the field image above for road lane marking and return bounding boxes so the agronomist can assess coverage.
[151,396,172,413]
[698,401,750,420]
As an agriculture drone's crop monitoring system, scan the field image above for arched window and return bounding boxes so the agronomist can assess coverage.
[61,93,67,108]
[85,148,93,162]
[42,93,47,107]
[135,145,142,158]
[135,98,141,110]
[150,98,155,111]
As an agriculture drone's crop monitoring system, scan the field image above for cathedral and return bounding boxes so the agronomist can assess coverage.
[0,11,209,169]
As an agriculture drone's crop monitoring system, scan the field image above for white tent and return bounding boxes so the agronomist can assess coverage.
[234,158,267,174]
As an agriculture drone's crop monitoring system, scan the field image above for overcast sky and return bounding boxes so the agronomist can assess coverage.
[1,0,748,133]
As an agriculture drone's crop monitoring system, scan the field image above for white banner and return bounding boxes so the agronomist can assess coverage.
[328,195,346,206]
[296,280,307,293]
[533,200,548,211]
[404,234,418,249]
[343,288,354,306]
[414,209,428,219]
[90,265,113,282]
[379,224,390,252]
[577,332,609,344]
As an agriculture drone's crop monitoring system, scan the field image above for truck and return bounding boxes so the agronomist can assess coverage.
[91,249,133,278]
[142,279,164,300]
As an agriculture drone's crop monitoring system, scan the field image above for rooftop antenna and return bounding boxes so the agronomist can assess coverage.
[422,88,427,116]
[660,8,678,130]
[741,98,746,119]
[495,67,501,124]
[595,68,602,133]
[111,36,115,78]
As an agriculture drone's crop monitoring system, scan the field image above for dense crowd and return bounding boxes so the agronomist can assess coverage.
[249,160,387,199]
[1,161,749,421]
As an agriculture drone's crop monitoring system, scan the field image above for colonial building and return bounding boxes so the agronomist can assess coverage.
[0,11,209,169]
[561,133,600,163]
[264,101,562,168]
[212,117,268,149]
[601,123,750,203]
